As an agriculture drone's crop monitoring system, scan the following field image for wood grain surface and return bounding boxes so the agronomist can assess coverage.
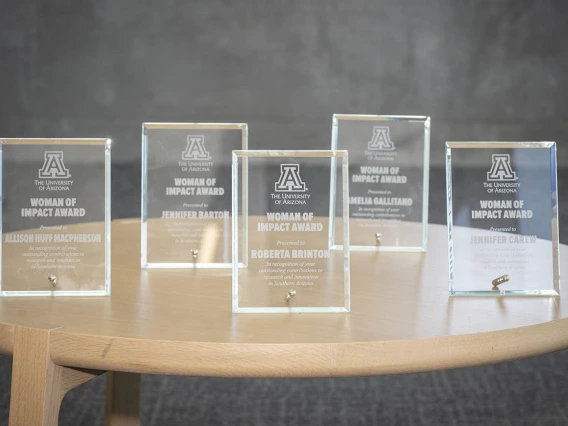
[8,325,103,426]
[0,219,565,377]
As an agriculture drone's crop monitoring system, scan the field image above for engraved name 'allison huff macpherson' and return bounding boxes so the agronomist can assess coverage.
[5,148,105,274]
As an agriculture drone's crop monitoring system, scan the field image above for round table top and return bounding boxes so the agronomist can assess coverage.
[0,219,566,377]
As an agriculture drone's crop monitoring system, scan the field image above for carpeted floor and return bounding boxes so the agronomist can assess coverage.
[0,349,567,425]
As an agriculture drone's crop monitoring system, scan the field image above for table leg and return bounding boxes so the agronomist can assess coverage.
[8,325,103,426]
[105,371,141,426]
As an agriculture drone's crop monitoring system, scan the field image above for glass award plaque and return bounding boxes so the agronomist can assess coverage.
[0,139,111,296]
[446,142,559,296]
[142,123,247,268]
[331,115,430,252]
[232,150,350,313]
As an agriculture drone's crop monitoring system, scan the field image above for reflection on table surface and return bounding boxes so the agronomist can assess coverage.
[0,219,563,347]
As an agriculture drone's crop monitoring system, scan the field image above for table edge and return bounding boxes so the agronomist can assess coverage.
[0,318,564,377]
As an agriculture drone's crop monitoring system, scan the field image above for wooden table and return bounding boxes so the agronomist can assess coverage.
[1,219,566,426]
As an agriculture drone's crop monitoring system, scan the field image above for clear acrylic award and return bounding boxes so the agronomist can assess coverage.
[0,139,111,296]
[446,142,559,296]
[232,150,350,313]
[332,115,430,251]
[142,123,247,268]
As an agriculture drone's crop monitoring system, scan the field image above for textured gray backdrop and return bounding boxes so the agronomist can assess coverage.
[2,1,568,165]
[1,0,567,425]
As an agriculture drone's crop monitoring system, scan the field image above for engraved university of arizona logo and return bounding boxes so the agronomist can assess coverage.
[487,154,517,181]
[182,135,211,161]
[38,151,70,179]
[368,126,394,151]
[275,164,307,192]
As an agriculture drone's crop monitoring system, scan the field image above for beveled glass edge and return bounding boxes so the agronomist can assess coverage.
[421,118,431,251]
[551,143,560,295]
[104,139,112,295]
[141,124,248,269]
[331,115,430,252]
[0,144,3,295]
[446,144,454,292]
[145,262,236,269]
[140,125,149,268]
[0,290,110,297]
[341,152,351,311]
[0,139,111,296]
[143,122,248,131]
[445,141,560,296]
[231,150,350,313]
[446,141,555,149]
[234,307,350,314]
[231,153,239,311]
[233,150,347,158]
[334,244,426,252]
[0,138,109,146]
[450,290,559,297]
[333,114,430,123]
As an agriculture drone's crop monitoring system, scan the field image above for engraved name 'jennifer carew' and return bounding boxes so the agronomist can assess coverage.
[469,235,536,244]
[161,210,228,219]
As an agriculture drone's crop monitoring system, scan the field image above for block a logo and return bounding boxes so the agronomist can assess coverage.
[487,154,517,181]
[39,151,71,179]
[182,135,211,161]
[367,126,395,151]
[275,164,307,192]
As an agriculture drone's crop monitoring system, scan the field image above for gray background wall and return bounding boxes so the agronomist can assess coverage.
[2,0,568,169]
